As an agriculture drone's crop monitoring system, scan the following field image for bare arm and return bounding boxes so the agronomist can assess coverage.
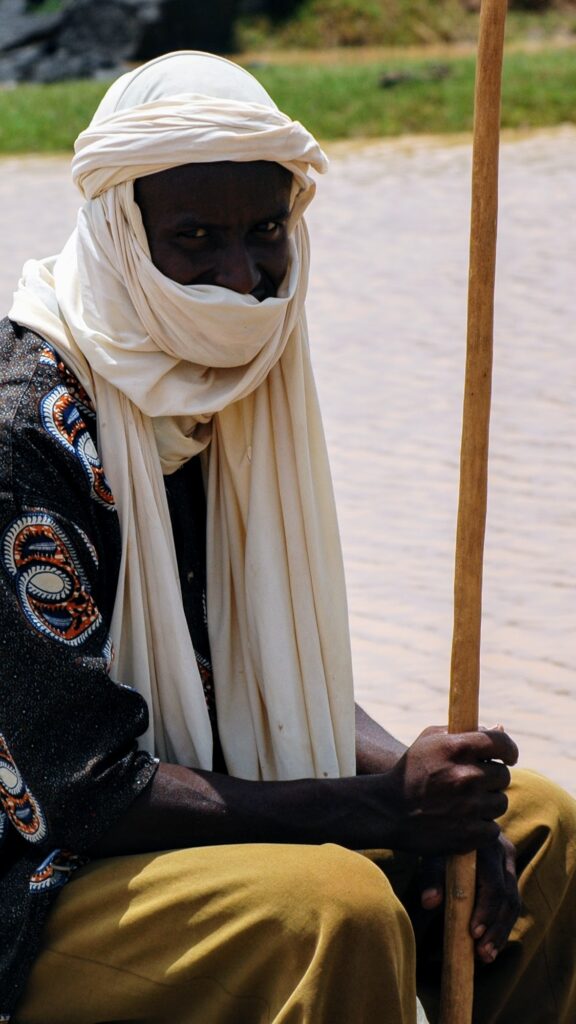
[90,762,397,857]
[93,702,406,857]
[91,723,517,861]
[355,702,406,774]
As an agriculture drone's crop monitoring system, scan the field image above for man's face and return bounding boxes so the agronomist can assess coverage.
[134,160,293,302]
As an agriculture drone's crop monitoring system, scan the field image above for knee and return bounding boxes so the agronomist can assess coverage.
[507,769,576,832]
[268,843,414,954]
[505,769,576,875]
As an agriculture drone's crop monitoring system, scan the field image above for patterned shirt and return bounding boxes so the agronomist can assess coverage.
[0,318,218,1019]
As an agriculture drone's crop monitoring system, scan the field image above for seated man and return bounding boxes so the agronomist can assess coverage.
[0,50,574,1024]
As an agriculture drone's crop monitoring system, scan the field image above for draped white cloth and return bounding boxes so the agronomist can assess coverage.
[10,51,356,780]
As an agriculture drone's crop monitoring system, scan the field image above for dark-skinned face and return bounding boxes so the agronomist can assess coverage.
[134,160,293,302]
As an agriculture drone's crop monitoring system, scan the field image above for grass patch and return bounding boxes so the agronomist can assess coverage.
[250,46,576,138]
[251,59,470,137]
[505,8,576,38]
[237,0,473,49]
[0,45,575,152]
[255,58,473,137]
[236,0,576,49]
[0,80,109,152]
[28,0,64,12]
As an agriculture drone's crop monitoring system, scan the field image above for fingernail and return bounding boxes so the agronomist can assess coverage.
[482,942,498,961]
[472,924,486,938]
[421,888,441,907]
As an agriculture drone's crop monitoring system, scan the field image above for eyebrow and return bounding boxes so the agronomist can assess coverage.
[171,206,291,231]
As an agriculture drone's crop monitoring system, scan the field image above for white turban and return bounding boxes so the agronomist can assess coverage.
[10,51,355,780]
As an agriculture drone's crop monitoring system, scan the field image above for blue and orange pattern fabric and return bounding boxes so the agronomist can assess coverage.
[1,512,102,646]
[39,342,115,510]
[40,382,115,510]
[0,733,47,844]
[29,849,86,895]
[0,319,158,1018]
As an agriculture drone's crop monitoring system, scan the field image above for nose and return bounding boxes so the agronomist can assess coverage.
[214,241,260,295]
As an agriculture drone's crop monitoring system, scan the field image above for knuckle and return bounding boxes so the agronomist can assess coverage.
[446,733,466,758]
[421,725,445,740]
[451,764,471,788]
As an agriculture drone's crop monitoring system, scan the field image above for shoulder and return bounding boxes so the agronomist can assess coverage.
[0,319,121,620]
[0,318,115,518]
[0,317,53,432]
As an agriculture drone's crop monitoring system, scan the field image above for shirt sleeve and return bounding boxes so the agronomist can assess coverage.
[0,352,158,855]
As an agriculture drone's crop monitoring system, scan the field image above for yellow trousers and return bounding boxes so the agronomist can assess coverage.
[15,770,576,1024]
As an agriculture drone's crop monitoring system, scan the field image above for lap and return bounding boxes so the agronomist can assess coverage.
[15,770,576,1024]
[15,842,414,1024]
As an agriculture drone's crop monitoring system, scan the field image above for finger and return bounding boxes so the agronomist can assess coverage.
[419,856,445,910]
[481,790,509,820]
[481,761,512,792]
[470,842,505,941]
[471,840,521,963]
[478,844,520,960]
[475,878,521,963]
[453,729,519,766]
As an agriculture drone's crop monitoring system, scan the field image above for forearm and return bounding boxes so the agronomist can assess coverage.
[355,703,407,774]
[92,705,410,858]
[90,761,399,858]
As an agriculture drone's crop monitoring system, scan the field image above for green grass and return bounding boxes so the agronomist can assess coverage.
[252,46,576,138]
[238,0,472,49]
[28,0,64,12]
[255,58,474,138]
[0,46,575,152]
[237,0,576,49]
[0,80,109,152]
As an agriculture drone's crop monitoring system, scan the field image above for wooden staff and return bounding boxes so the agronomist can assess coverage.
[438,2,508,1023]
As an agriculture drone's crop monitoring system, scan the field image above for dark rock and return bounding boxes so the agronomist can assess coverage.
[378,70,418,89]
[378,64,451,89]
[238,0,303,18]
[129,0,237,60]
[0,0,239,83]
[0,0,62,51]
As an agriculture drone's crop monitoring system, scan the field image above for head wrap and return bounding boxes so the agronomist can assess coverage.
[10,51,355,780]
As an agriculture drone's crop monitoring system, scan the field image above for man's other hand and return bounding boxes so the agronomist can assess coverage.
[419,834,521,963]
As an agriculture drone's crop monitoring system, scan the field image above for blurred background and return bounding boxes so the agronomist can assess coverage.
[0,0,575,148]
[0,0,575,85]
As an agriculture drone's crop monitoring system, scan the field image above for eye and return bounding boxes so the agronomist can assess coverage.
[255,220,285,238]
[177,226,208,239]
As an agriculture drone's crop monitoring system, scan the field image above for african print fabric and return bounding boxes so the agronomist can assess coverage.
[0,319,197,1018]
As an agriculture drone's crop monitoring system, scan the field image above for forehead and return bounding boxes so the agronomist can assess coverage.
[134,161,293,225]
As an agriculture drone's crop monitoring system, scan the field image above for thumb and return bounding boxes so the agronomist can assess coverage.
[419,855,446,910]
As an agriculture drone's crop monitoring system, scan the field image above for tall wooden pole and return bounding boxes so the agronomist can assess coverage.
[439,2,507,1023]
